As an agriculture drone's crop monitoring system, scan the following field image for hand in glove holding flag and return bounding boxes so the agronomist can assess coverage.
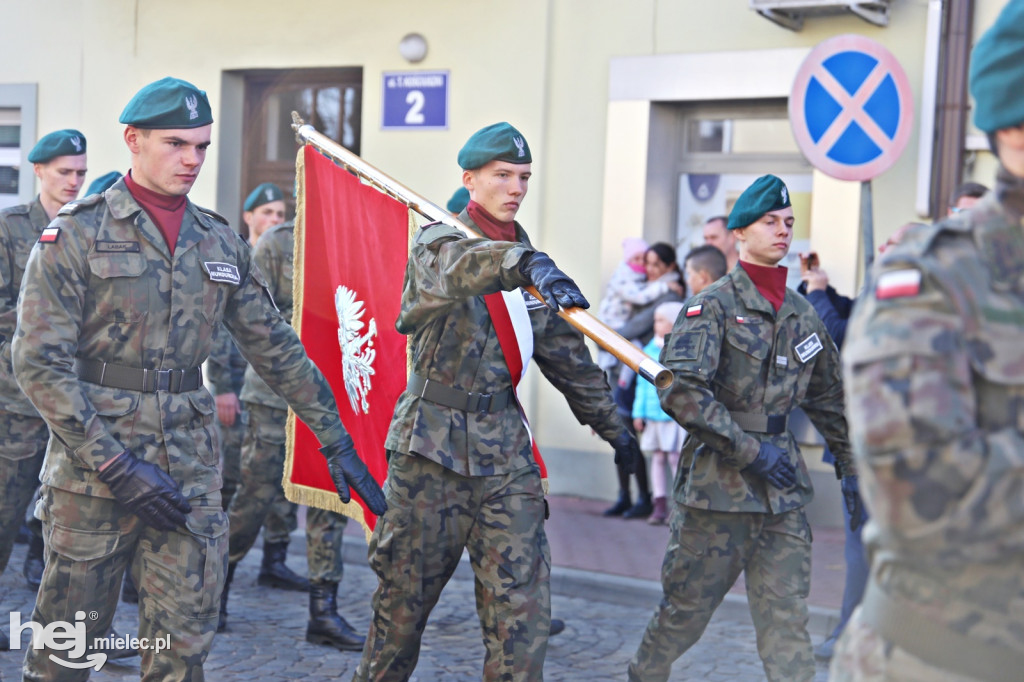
[520,251,590,311]
[320,433,388,516]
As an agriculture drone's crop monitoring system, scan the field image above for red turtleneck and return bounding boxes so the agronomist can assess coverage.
[740,260,788,313]
[467,200,517,242]
[124,172,186,255]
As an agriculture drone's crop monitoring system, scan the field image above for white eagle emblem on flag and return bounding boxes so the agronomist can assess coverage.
[334,285,377,414]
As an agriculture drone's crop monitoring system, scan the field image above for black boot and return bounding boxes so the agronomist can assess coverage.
[622,493,653,519]
[258,541,309,592]
[217,562,237,633]
[603,491,632,517]
[305,581,366,651]
[550,618,566,636]
[23,534,44,590]
[121,570,139,604]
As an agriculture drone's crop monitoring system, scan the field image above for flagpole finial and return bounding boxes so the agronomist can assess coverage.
[291,111,308,143]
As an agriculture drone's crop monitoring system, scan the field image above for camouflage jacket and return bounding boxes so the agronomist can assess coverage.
[239,221,292,410]
[11,181,344,499]
[659,263,853,514]
[842,168,1024,649]
[0,197,47,416]
[206,325,246,396]
[385,215,624,477]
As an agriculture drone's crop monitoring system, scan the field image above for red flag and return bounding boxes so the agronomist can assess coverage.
[284,146,409,538]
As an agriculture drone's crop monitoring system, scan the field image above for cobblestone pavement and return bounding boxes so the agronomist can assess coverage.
[0,535,832,681]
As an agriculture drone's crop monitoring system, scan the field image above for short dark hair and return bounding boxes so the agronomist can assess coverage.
[684,244,727,281]
[949,181,989,207]
[705,215,728,226]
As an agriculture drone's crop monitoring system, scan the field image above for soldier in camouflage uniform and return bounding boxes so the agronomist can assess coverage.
[628,174,859,682]
[11,77,385,681]
[207,182,306,593]
[0,130,87,649]
[354,122,642,681]
[833,4,1024,680]
[219,219,365,650]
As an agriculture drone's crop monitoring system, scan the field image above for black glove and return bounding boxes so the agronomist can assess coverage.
[320,435,388,516]
[97,450,192,531]
[743,442,797,490]
[519,252,590,311]
[609,430,641,475]
[841,475,866,532]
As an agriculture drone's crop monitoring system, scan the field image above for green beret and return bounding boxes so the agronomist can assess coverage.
[727,175,792,229]
[243,182,285,211]
[119,77,213,129]
[457,122,531,170]
[970,0,1024,133]
[27,129,86,163]
[85,171,122,196]
[446,186,470,213]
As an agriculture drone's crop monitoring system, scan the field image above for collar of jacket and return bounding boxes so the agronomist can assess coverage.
[103,181,214,261]
[729,263,797,320]
[457,209,534,249]
[974,183,1024,292]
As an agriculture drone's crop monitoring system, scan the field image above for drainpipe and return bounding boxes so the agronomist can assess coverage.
[915,0,942,218]
[920,0,974,219]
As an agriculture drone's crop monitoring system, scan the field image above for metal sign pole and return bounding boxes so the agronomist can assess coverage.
[861,180,875,272]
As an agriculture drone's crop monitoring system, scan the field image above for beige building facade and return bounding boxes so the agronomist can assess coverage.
[0,0,1004,514]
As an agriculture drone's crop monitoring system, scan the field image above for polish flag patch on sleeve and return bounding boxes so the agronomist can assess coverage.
[875,269,922,300]
[685,304,703,318]
[38,227,61,243]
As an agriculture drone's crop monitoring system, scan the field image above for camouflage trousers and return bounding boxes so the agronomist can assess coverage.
[227,403,345,582]
[22,486,226,682]
[0,411,48,572]
[217,407,296,540]
[629,505,814,682]
[354,452,551,682]
[830,607,1000,682]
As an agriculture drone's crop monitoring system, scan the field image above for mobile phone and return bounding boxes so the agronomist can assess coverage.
[800,252,819,274]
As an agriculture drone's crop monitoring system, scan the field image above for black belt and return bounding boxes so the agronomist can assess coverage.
[407,373,514,414]
[730,411,788,434]
[75,358,203,393]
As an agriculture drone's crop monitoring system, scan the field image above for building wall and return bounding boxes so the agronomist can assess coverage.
[0,0,1007,516]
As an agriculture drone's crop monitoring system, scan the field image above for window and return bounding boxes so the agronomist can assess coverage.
[235,68,362,235]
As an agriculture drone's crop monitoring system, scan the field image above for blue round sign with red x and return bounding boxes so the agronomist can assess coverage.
[789,35,914,182]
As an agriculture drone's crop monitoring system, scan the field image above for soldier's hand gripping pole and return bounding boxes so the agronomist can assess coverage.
[290,112,672,390]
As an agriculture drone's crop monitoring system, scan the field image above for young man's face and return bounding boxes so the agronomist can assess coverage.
[243,200,286,245]
[684,261,708,297]
[735,207,795,267]
[125,125,212,196]
[35,155,87,208]
[464,160,531,222]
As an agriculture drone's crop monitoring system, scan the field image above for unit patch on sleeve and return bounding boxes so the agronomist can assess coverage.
[795,332,823,363]
[685,304,703,318]
[203,261,241,285]
[875,269,922,300]
[38,227,61,243]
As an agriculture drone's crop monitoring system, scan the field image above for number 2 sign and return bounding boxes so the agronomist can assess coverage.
[382,71,449,130]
